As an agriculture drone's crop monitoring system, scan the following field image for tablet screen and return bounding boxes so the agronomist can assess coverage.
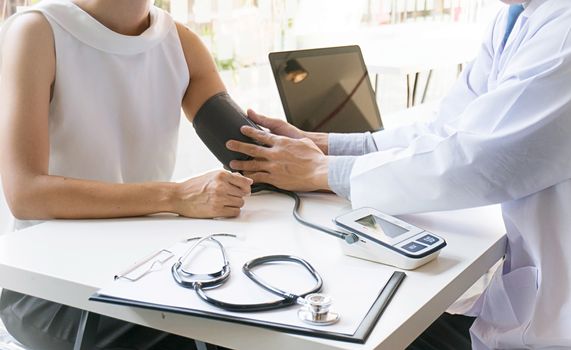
[270,46,382,133]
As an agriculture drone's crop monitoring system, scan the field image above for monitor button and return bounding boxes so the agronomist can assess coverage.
[402,242,426,253]
[418,234,439,246]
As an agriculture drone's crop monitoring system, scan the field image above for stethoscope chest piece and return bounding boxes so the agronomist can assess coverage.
[297,293,340,326]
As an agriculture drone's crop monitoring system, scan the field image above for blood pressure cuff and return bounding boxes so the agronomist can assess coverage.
[193,92,261,170]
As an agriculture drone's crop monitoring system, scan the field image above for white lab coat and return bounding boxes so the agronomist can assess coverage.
[350,0,571,348]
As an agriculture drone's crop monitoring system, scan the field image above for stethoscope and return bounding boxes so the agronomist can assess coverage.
[171,233,340,325]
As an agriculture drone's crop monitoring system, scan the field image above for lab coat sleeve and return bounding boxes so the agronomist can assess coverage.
[370,12,499,152]
[327,133,378,198]
[328,156,357,198]
[350,25,571,215]
[328,132,378,155]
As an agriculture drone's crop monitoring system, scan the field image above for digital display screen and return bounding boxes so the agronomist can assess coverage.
[355,215,408,241]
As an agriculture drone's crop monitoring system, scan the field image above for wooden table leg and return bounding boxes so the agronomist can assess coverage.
[412,72,420,106]
[406,74,411,108]
[421,69,433,104]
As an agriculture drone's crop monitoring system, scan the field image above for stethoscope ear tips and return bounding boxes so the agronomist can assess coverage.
[297,293,340,326]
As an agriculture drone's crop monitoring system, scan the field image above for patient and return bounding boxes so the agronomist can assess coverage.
[0,0,248,349]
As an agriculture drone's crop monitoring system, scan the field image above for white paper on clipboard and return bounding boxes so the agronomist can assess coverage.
[91,234,400,342]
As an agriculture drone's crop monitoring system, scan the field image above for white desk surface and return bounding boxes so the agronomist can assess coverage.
[0,192,506,350]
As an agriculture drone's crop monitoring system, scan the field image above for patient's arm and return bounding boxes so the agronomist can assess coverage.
[0,14,251,221]
[175,22,227,121]
[173,23,330,154]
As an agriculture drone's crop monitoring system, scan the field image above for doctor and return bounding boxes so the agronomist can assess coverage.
[228,0,571,349]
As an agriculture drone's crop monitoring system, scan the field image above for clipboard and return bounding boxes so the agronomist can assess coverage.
[91,238,406,344]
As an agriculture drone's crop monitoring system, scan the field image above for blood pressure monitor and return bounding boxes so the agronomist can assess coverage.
[335,208,446,270]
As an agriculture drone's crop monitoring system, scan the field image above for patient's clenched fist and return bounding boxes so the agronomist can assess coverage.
[172,170,253,218]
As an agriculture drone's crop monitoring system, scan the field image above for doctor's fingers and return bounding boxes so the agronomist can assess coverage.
[239,125,280,146]
[243,171,272,185]
[226,139,273,159]
[246,109,278,129]
[229,159,271,173]
[247,110,305,140]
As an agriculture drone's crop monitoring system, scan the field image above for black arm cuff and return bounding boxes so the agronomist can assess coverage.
[193,92,259,169]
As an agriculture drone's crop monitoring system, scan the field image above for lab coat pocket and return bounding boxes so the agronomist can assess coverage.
[500,266,538,324]
[474,266,538,347]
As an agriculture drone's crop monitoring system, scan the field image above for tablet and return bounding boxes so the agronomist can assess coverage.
[269,45,382,133]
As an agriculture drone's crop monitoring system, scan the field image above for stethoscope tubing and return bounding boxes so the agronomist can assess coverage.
[193,282,299,312]
[172,236,324,312]
[242,255,323,302]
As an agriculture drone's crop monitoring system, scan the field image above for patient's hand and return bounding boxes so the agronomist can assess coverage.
[226,126,329,192]
[173,170,253,218]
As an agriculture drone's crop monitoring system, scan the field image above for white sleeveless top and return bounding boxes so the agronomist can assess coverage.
[0,0,189,230]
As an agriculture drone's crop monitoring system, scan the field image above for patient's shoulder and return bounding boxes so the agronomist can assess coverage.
[1,12,54,65]
[1,12,55,85]
[174,21,206,56]
[174,21,198,41]
[2,12,52,46]
[173,21,218,77]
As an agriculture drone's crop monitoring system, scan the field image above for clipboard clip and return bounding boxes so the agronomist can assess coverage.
[114,249,174,282]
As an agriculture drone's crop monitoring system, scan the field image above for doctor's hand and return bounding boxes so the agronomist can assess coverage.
[246,109,329,154]
[172,170,253,218]
[226,126,330,192]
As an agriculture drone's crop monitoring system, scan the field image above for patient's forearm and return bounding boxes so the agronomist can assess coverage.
[6,174,175,220]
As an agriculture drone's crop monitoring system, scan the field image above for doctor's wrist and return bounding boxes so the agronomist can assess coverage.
[305,132,329,154]
[311,156,331,191]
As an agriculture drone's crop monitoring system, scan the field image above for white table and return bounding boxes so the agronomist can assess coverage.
[0,191,506,350]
